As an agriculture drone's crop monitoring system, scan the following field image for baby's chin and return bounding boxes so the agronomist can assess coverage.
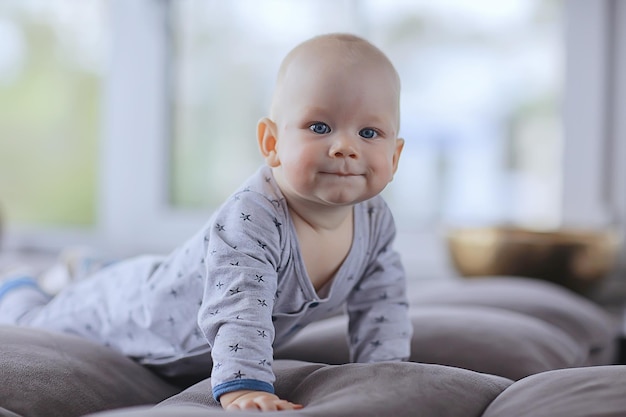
[313,190,378,207]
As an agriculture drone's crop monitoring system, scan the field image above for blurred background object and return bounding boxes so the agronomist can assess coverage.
[447,226,621,294]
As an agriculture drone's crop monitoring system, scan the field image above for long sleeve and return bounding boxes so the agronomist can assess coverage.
[197,189,285,400]
[346,203,413,363]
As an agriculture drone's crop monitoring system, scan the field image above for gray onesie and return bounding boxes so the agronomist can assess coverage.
[9,165,413,400]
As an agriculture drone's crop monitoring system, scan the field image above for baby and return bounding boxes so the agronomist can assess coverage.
[0,33,412,412]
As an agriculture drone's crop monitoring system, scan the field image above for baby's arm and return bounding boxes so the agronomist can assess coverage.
[347,203,413,363]
[220,390,303,411]
[197,188,296,408]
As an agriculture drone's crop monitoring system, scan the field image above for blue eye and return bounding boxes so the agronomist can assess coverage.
[309,122,331,134]
[359,128,378,139]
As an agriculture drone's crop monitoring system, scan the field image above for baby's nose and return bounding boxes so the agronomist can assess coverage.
[329,135,358,159]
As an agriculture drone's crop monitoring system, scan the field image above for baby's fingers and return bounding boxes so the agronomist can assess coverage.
[257,397,303,412]
[275,400,303,411]
[226,395,302,412]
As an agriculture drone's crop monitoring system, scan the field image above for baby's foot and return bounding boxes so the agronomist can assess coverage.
[39,247,116,294]
[0,267,41,301]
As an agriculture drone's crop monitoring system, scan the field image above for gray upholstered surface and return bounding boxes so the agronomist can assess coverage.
[408,276,619,365]
[276,305,585,380]
[87,360,513,417]
[0,326,181,417]
[1,277,623,417]
[0,407,23,417]
[482,365,626,417]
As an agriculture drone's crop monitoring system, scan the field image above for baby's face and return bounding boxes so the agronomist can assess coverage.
[268,49,403,208]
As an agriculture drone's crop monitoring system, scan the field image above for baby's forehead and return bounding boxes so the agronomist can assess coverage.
[270,34,401,119]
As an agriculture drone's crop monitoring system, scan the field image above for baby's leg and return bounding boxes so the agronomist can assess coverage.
[0,248,117,326]
[2,255,161,345]
[0,267,118,345]
[0,273,51,325]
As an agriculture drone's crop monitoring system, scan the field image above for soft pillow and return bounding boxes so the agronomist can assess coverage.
[86,360,513,417]
[0,407,22,417]
[0,326,180,417]
[275,306,584,380]
[482,365,626,417]
[408,276,618,364]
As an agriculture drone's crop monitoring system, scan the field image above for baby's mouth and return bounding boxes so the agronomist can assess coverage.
[320,170,362,177]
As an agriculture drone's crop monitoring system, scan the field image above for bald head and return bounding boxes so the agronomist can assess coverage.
[270,33,401,123]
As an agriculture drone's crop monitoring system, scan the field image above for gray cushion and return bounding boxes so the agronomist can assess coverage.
[482,365,626,417]
[0,326,180,417]
[86,360,513,417]
[275,306,584,380]
[408,276,619,364]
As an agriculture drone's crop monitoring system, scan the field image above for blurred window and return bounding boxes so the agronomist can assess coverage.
[170,0,563,230]
[0,1,106,227]
[1,0,578,259]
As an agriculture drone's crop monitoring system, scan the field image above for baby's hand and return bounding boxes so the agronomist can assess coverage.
[220,390,303,412]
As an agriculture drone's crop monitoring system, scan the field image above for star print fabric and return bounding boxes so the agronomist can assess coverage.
[7,165,411,402]
[199,187,283,399]
[201,168,412,399]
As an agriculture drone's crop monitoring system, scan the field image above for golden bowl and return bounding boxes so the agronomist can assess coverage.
[446,226,621,294]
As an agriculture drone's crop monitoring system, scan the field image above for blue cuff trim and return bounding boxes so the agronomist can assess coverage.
[213,379,274,401]
[0,277,42,301]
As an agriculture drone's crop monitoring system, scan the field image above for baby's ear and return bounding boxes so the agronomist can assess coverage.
[257,117,280,167]
[391,137,404,176]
